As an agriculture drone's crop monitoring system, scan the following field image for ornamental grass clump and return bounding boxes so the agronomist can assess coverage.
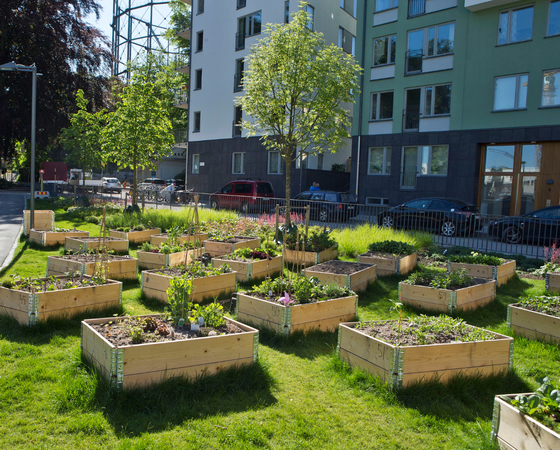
[517,296,560,318]
[367,240,416,256]
[404,268,474,290]
[447,251,503,266]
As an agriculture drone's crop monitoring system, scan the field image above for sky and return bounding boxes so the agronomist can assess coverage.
[87,0,114,41]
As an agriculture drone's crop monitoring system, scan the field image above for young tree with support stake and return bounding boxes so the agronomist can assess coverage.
[237,3,361,227]
[102,74,174,205]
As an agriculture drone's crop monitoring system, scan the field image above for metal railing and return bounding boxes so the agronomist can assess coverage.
[234,74,243,92]
[173,90,189,106]
[172,128,187,144]
[408,0,425,17]
[235,32,245,51]
[403,108,420,131]
[405,49,423,75]
[232,121,242,137]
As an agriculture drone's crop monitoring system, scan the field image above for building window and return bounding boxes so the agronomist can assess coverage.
[233,105,243,137]
[338,27,356,56]
[494,74,528,111]
[427,23,454,56]
[196,31,203,52]
[194,69,202,90]
[340,0,357,17]
[549,1,560,36]
[193,111,201,132]
[197,0,204,14]
[285,1,290,23]
[232,153,245,174]
[373,35,396,66]
[370,92,394,121]
[375,0,398,13]
[237,11,262,50]
[268,151,282,174]
[192,154,200,174]
[422,84,452,116]
[542,69,560,107]
[366,197,389,206]
[237,0,246,9]
[304,4,314,30]
[403,146,448,177]
[368,147,391,175]
[498,6,533,45]
[317,153,324,170]
[234,58,244,92]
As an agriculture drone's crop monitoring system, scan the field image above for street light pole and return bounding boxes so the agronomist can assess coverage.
[0,61,40,229]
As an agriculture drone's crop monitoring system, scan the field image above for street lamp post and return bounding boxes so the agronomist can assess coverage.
[0,61,40,229]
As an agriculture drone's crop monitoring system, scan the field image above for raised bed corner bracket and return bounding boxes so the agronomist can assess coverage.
[490,398,500,442]
[28,293,39,326]
[390,347,404,390]
[110,347,124,391]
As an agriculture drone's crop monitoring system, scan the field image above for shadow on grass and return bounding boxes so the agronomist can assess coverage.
[0,304,122,345]
[138,291,167,312]
[82,360,277,436]
[257,326,338,360]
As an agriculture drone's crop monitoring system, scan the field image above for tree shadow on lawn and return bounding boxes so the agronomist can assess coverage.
[94,361,277,436]
[396,370,531,422]
[258,326,339,360]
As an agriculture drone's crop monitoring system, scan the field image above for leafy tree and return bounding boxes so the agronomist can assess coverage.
[60,90,107,192]
[0,0,112,166]
[237,3,361,226]
[102,75,174,205]
[163,0,191,59]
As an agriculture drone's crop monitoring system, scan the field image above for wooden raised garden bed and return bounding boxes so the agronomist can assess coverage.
[338,321,513,389]
[204,236,261,257]
[283,246,338,267]
[447,260,516,287]
[236,293,358,336]
[29,229,89,246]
[491,394,560,450]
[141,268,237,303]
[211,254,283,282]
[65,236,129,253]
[150,233,208,247]
[137,248,201,270]
[546,272,560,294]
[109,228,161,244]
[81,315,259,390]
[358,252,417,277]
[302,261,376,292]
[399,279,496,313]
[0,275,122,326]
[23,209,55,235]
[507,303,560,344]
[46,255,138,281]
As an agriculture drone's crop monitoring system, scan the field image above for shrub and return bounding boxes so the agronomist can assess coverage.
[367,240,416,256]
[404,268,474,290]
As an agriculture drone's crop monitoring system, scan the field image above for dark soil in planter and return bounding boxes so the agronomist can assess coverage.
[307,260,372,275]
[362,251,409,260]
[112,228,157,232]
[243,291,348,306]
[405,277,489,291]
[209,236,256,244]
[148,266,230,277]
[355,320,497,346]
[219,251,273,262]
[75,237,124,242]
[517,300,560,317]
[14,277,108,293]
[60,254,134,263]
[91,316,244,346]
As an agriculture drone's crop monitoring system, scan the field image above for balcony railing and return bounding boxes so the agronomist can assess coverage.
[232,121,242,138]
[173,90,189,106]
[172,128,188,144]
[235,32,245,51]
[408,0,426,17]
[405,49,423,75]
[402,109,420,132]
[234,74,243,92]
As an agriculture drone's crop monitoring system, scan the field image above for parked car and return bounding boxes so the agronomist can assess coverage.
[488,205,560,244]
[290,190,358,222]
[139,178,166,188]
[101,177,122,193]
[377,197,482,237]
[210,180,275,213]
[166,179,185,190]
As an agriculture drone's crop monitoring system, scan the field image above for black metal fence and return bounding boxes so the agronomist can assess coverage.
[50,185,556,259]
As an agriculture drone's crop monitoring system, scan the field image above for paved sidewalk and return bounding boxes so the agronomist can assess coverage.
[0,191,26,270]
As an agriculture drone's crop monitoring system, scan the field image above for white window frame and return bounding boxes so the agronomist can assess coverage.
[368,147,392,175]
[192,154,200,174]
[232,152,245,174]
[407,22,455,58]
[403,145,449,176]
[375,0,398,13]
[370,91,394,121]
[338,27,356,56]
[548,0,560,36]
[373,35,396,66]
[416,84,452,117]
[268,151,282,174]
[366,197,389,206]
[497,5,534,45]
[541,69,560,107]
[304,4,314,30]
[493,74,528,111]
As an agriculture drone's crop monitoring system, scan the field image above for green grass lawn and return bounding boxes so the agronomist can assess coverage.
[0,204,559,449]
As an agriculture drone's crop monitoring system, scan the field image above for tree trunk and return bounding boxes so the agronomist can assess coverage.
[132,152,138,206]
[285,157,291,228]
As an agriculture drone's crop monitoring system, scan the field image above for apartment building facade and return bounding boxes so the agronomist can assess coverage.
[184,0,358,197]
[352,0,560,215]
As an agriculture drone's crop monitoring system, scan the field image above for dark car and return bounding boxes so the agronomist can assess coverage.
[488,205,560,244]
[378,197,482,237]
[291,190,358,222]
[210,180,275,213]
[166,179,185,189]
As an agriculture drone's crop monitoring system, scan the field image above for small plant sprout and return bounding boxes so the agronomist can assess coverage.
[390,300,404,330]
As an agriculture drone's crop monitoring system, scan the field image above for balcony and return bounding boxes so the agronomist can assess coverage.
[177,28,191,40]
[175,64,190,75]
[405,50,423,75]
[465,0,516,11]
[403,109,420,132]
[172,128,188,145]
[178,0,191,4]
[236,32,245,51]
[173,90,189,109]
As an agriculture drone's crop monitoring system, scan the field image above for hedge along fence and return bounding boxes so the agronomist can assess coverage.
[331,224,433,258]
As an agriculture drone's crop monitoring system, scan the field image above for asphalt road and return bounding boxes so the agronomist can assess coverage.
[0,191,26,270]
